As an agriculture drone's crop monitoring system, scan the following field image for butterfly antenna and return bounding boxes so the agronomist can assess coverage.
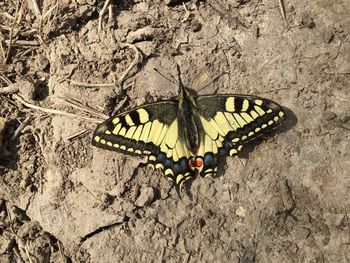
[153,68,180,87]
[197,71,229,92]
[189,62,210,88]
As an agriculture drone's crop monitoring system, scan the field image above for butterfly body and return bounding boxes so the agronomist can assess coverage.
[92,85,285,193]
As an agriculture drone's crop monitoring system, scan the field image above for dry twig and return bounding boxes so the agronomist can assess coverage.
[4,0,20,64]
[69,79,116,88]
[5,39,40,47]
[0,74,12,85]
[108,3,113,26]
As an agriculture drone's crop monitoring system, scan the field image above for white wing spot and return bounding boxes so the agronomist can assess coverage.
[112,117,120,124]
[225,97,235,112]
[137,108,149,123]
[242,99,249,111]
[255,99,263,106]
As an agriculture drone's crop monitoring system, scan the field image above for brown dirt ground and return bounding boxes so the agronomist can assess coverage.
[0,0,350,262]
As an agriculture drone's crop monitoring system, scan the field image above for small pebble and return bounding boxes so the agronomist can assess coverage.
[322,111,336,121]
[300,14,316,29]
[235,206,246,217]
[135,187,155,207]
[323,30,334,43]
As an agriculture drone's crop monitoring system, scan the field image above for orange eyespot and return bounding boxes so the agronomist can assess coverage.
[189,157,204,170]
[195,157,203,167]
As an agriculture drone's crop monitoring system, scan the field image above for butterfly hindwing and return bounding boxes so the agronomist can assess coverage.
[195,95,285,177]
[92,101,195,190]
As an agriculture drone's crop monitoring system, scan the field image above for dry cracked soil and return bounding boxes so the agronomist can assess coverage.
[0,0,349,262]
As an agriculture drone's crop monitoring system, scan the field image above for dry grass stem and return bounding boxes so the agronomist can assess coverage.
[98,0,111,32]
[108,3,113,25]
[5,39,40,46]
[64,129,89,142]
[59,97,109,119]
[13,94,104,123]
[67,44,141,91]
[0,82,19,94]
[69,79,116,88]
[118,43,142,87]
[29,0,41,16]
[111,96,128,116]
[42,2,59,21]
[0,12,15,21]
[4,0,20,64]
[0,74,12,85]
[278,0,286,20]
[11,115,31,141]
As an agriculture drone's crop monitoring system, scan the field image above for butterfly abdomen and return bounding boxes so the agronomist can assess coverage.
[178,93,201,154]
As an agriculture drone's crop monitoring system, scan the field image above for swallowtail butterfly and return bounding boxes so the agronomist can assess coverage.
[93,85,285,194]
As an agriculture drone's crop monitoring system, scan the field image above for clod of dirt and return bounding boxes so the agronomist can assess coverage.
[126,26,157,43]
[323,30,334,44]
[11,205,30,221]
[335,42,350,74]
[323,213,346,227]
[190,19,202,32]
[279,180,295,212]
[135,187,155,207]
[36,54,50,71]
[17,79,38,101]
[235,206,246,217]
[300,14,316,29]
[0,231,14,254]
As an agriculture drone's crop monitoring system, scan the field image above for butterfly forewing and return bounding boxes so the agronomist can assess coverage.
[93,101,177,153]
